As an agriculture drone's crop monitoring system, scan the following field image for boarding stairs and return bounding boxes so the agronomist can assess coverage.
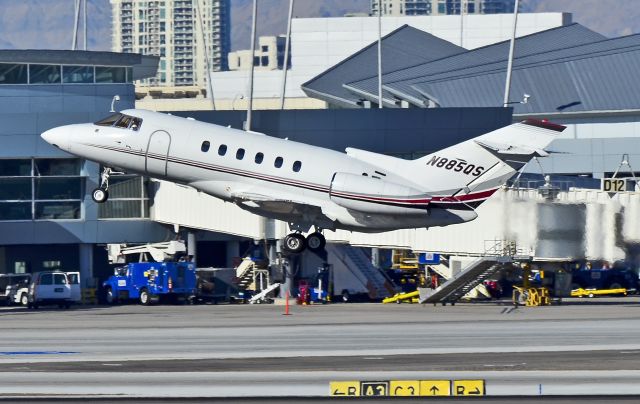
[331,244,394,299]
[419,256,511,305]
[235,258,256,289]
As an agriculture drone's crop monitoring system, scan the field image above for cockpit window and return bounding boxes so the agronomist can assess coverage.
[94,113,122,127]
[94,113,142,131]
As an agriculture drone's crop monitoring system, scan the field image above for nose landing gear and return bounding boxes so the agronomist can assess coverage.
[282,229,326,253]
[91,167,124,204]
[92,187,109,203]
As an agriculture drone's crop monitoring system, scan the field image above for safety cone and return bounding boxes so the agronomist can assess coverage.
[283,291,292,316]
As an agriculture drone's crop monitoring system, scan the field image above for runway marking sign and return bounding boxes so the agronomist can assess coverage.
[453,379,485,396]
[390,380,420,396]
[419,380,451,396]
[330,381,360,396]
[330,379,484,397]
[361,381,388,396]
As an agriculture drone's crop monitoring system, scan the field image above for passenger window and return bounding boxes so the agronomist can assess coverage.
[255,152,264,164]
[40,273,53,285]
[218,144,227,156]
[236,148,245,160]
[292,161,302,172]
[201,141,210,152]
[274,157,283,168]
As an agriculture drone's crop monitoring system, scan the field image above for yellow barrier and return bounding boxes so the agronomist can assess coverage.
[81,288,98,305]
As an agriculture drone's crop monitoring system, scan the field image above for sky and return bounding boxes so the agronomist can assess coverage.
[0,0,638,51]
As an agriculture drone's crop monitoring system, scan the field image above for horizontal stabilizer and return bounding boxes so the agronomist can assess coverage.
[474,139,550,157]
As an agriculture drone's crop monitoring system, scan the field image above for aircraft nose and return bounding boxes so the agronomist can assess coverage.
[41,126,70,150]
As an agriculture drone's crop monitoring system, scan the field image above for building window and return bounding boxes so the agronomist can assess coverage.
[62,65,94,84]
[261,45,268,52]
[218,144,227,156]
[29,64,61,84]
[98,175,150,219]
[274,157,283,168]
[292,161,302,172]
[0,158,83,221]
[95,66,127,83]
[201,141,210,152]
[260,56,269,66]
[0,63,28,84]
[255,152,264,164]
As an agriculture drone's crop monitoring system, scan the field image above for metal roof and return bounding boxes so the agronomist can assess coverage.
[405,34,640,113]
[341,24,607,107]
[301,25,465,107]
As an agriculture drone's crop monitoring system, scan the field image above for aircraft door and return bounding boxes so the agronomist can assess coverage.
[146,130,171,176]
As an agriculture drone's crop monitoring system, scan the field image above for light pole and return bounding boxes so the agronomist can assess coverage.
[503,0,520,107]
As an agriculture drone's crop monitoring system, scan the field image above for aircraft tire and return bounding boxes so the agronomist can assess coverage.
[20,293,28,306]
[306,232,326,252]
[283,233,306,253]
[92,188,109,203]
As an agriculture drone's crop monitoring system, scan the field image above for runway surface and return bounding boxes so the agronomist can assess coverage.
[1,298,640,399]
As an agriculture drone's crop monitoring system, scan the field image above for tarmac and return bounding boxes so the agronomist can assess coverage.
[1,297,640,400]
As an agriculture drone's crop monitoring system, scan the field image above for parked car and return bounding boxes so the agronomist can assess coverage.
[27,271,73,309]
[0,274,31,306]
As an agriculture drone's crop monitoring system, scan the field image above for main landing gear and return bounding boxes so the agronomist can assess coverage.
[283,230,326,254]
[92,167,123,204]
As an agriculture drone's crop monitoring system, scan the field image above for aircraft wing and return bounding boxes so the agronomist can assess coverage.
[230,191,337,230]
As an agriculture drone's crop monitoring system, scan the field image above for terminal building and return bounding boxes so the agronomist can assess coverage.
[0,12,639,294]
[0,50,167,282]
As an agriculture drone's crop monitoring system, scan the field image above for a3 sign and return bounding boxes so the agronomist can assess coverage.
[330,379,485,397]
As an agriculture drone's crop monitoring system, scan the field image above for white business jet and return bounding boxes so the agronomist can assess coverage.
[41,109,563,253]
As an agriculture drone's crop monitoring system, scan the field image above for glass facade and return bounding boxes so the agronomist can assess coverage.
[0,63,131,85]
[0,158,83,221]
[98,174,150,219]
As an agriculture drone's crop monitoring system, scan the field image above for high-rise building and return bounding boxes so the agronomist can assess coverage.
[371,0,515,16]
[111,0,230,91]
[228,36,288,71]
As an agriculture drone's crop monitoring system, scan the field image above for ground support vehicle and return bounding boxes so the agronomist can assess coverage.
[27,271,73,309]
[103,262,196,305]
[571,266,637,291]
[1,274,31,306]
[571,287,628,298]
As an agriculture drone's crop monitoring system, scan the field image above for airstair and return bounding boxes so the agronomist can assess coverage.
[419,256,511,305]
[329,244,395,299]
[235,257,273,297]
[235,258,256,289]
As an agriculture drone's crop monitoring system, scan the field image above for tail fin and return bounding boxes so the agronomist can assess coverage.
[414,119,564,202]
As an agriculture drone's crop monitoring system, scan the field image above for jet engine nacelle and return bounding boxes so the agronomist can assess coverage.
[329,172,429,215]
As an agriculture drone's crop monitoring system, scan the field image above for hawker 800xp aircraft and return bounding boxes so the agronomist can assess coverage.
[41,109,563,253]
